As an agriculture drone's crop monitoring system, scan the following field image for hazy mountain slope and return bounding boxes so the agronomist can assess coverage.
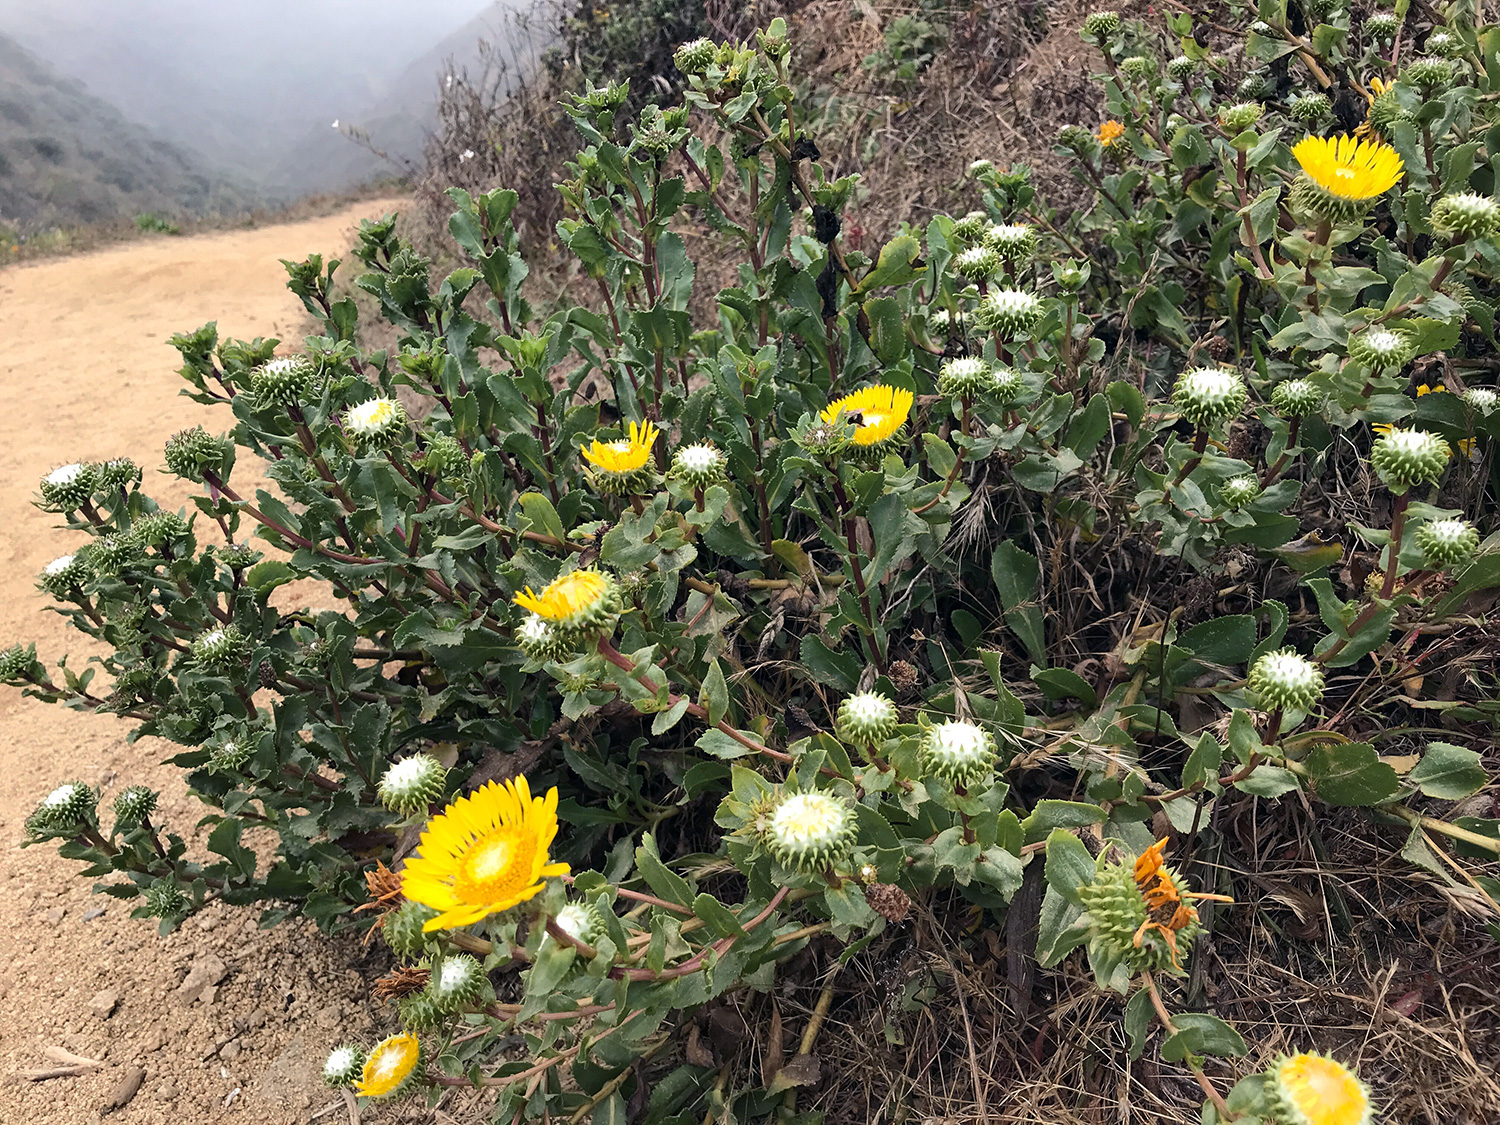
[278,0,553,194]
[0,33,250,230]
[0,0,512,196]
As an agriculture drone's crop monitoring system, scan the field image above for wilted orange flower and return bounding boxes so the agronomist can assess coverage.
[1097,119,1126,147]
[1131,838,1233,970]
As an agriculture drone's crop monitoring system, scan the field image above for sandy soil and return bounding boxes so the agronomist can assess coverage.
[0,201,412,1124]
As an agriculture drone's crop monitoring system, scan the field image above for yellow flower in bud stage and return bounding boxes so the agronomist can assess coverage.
[353,1032,422,1100]
[1291,134,1404,203]
[821,385,914,449]
[581,420,658,475]
[513,569,617,632]
[1097,119,1125,147]
[401,775,569,932]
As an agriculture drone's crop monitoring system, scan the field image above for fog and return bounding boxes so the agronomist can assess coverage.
[0,0,516,196]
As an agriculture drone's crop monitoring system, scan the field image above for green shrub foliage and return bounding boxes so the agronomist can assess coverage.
[10,6,1500,1120]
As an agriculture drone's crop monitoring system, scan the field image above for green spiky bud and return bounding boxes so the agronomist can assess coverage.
[111,785,158,825]
[1248,648,1325,713]
[1119,55,1156,81]
[920,720,999,788]
[1056,124,1094,152]
[89,534,144,576]
[344,397,407,448]
[1083,11,1120,38]
[1403,55,1455,89]
[967,158,995,178]
[1236,72,1269,99]
[163,426,224,482]
[416,435,467,481]
[1218,101,1264,132]
[208,735,253,773]
[1370,427,1451,490]
[322,1045,366,1088]
[1462,387,1498,413]
[1364,11,1400,39]
[551,901,607,946]
[1430,192,1500,240]
[1367,88,1411,133]
[835,691,900,746]
[983,222,1038,263]
[762,791,856,872]
[38,553,90,597]
[97,457,141,492]
[669,442,728,489]
[1220,475,1262,509]
[1172,367,1248,428]
[953,245,1000,281]
[1290,92,1331,121]
[1426,31,1462,58]
[217,541,262,570]
[928,308,964,335]
[1346,328,1415,370]
[427,954,485,1013]
[515,613,572,663]
[1083,848,1202,979]
[937,357,993,399]
[990,366,1025,404]
[1416,518,1479,567]
[383,900,441,958]
[397,992,445,1030]
[1271,378,1324,417]
[251,355,316,407]
[974,288,1044,338]
[1264,1052,1373,1125]
[191,625,249,673]
[950,211,990,245]
[143,878,188,918]
[0,643,32,682]
[1167,55,1195,82]
[674,37,716,74]
[38,462,98,511]
[377,755,448,818]
[27,781,98,835]
[130,510,189,548]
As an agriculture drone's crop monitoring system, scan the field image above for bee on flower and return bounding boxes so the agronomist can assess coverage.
[820,385,914,462]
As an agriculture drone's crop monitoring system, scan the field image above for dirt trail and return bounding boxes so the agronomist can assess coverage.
[0,200,409,1124]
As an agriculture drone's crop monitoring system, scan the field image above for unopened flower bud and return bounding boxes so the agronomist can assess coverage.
[1248,649,1324,713]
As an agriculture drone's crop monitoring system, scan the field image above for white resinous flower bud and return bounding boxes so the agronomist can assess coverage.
[920,719,999,788]
[1247,648,1324,713]
[377,754,448,817]
[763,791,856,872]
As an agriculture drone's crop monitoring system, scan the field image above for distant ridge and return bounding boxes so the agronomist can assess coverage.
[0,33,251,230]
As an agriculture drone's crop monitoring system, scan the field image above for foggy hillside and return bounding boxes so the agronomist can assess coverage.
[0,32,251,230]
[0,0,539,198]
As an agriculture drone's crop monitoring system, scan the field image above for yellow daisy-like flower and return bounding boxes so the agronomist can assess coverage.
[581,420,659,474]
[1415,383,1446,396]
[354,1032,421,1099]
[1097,119,1125,147]
[820,385,915,447]
[513,569,612,626]
[1271,1052,1371,1125]
[402,776,569,932]
[1291,134,1404,201]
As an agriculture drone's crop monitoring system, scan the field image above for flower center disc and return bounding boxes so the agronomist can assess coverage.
[455,827,533,901]
[1282,1056,1366,1125]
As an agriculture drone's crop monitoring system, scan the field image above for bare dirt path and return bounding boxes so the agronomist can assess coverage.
[0,200,410,1125]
